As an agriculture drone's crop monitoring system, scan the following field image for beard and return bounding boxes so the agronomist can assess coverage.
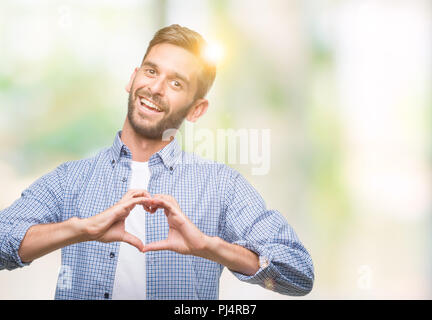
[127,87,192,140]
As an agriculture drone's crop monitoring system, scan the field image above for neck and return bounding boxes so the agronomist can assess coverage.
[121,118,173,162]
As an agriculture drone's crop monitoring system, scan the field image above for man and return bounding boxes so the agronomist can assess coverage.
[0,24,314,299]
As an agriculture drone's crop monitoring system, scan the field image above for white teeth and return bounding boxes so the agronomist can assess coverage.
[140,98,161,112]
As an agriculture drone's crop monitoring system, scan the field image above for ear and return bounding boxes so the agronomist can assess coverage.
[125,67,139,93]
[186,99,209,123]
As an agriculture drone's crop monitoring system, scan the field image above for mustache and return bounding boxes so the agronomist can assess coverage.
[135,88,168,111]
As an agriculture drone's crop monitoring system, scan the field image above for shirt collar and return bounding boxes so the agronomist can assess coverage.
[110,130,182,171]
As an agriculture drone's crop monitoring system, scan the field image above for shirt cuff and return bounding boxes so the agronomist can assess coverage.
[229,240,278,284]
[3,221,35,268]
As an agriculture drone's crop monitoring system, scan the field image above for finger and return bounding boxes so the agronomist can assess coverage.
[142,203,157,214]
[117,190,133,204]
[141,199,167,215]
[141,239,171,253]
[122,196,150,211]
[152,194,180,211]
[152,194,173,201]
[122,232,144,251]
[130,190,151,198]
[132,196,157,213]
[124,189,141,198]
[122,189,151,201]
[142,197,174,212]
[118,190,139,204]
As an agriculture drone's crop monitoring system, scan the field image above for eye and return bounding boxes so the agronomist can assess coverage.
[144,68,156,76]
[171,80,182,89]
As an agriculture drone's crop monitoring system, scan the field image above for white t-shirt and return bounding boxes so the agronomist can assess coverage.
[112,160,150,300]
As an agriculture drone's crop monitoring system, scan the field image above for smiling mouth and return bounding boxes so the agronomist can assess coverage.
[138,96,163,113]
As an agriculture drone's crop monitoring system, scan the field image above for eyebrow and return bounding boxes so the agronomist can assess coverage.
[142,60,190,87]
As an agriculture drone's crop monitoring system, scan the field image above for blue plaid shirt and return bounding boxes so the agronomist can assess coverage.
[0,131,314,299]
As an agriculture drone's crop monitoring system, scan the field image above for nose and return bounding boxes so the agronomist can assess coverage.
[148,77,165,97]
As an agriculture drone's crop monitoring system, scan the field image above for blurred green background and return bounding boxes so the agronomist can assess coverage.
[0,0,431,299]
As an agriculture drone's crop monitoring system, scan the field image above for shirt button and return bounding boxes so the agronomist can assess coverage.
[111,160,115,165]
[104,292,109,299]
[122,177,127,182]
[110,252,115,258]
[169,166,173,171]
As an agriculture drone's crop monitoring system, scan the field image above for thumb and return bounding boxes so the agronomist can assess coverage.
[122,232,144,252]
[141,239,171,253]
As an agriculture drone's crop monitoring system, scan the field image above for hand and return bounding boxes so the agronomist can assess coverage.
[141,194,209,255]
[82,189,151,251]
[141,194,260,276]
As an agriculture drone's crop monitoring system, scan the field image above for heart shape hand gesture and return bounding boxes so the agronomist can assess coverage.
[140,194,208,255]
[83,190,208,256]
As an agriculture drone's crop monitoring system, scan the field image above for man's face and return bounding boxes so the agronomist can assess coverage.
[126,43,202,140]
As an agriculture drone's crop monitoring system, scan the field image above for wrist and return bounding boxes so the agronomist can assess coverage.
[199,237,260,276]
[68,216,90,243]
[194,235,220,260]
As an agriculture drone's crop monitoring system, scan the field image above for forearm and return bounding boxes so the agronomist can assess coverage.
[18,217,87,263]
[199,236,260,276]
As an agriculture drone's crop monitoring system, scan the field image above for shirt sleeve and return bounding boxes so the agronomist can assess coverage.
[0,163,67,270]
[219,166,314,296]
